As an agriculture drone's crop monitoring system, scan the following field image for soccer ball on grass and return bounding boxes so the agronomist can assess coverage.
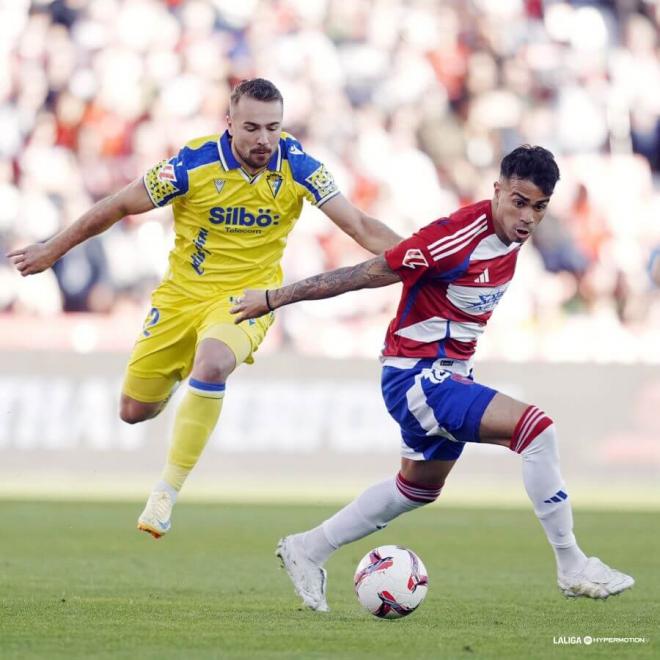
[354,545,429,619]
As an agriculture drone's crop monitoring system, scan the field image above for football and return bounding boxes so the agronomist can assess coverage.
[353,545,429,619]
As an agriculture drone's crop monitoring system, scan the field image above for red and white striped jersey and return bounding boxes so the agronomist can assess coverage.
[383,200,520,361]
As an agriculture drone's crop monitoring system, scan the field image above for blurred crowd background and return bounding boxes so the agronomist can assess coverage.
[1,0,659,362]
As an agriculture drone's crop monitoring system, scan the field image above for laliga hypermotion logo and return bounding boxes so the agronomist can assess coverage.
[402,248,428,269]
[157,163,176,182]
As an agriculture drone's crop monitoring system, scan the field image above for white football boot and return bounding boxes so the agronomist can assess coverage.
[137,490,173,539]
[558,557,634,599]
[276,536,329,612]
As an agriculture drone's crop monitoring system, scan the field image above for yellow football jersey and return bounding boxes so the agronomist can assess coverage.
[143,131,340,298]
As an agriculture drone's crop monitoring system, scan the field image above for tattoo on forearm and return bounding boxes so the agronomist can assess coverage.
[271,256,399,309]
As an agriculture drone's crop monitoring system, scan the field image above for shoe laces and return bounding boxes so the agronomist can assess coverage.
[148,491,172,520]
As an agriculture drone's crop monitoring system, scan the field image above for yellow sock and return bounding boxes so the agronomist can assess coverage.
[162,380,225,491]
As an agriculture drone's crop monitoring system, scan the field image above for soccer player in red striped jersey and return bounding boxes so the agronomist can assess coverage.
[231,145,634,609]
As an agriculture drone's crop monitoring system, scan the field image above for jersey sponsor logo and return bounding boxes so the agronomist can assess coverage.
[267,173,283,198]
[446,282,509,315]
[208,206,280,228]
[402,248,428,269]
[474,268,490,283]
[305,164,337,199]
[214,179,225,194]
[464,290,506,313]
[158,163,176,182]
[191,227,211,275]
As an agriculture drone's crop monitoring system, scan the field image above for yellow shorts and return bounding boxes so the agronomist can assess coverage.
[122,282,274,403]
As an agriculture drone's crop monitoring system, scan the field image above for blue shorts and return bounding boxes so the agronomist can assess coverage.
[381,360,497,461]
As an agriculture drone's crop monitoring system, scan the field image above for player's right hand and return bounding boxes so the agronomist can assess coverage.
[6,243,57,276]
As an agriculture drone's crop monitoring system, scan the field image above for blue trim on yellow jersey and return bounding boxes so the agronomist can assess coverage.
[145,158,189,207]
[160,141,219,202]
[149,141,219,206]
[179,140,220,171]
[316,189,341,208]
[271,141,282,171]
[281,134,313,183]
[219,131,241,170]
[157,176,187,206]
[282,134,338,205]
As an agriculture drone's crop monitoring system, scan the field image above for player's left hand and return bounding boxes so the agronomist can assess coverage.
[230,289,270,323]
[6,242,58,276]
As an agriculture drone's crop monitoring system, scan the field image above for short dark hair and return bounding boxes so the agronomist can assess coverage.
[500,145,560,196]
[230,78,283,107]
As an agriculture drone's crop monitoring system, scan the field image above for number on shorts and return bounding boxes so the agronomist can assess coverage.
[142,307,160,337]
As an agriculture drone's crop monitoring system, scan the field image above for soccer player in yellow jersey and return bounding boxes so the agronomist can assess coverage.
[7,78,402,538]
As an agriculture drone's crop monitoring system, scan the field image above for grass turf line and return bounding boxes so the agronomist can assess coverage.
[0,502,656,660]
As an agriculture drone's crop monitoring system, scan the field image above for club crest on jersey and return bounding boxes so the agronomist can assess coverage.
[214,179,225,194]
[267,173,283,198]
[402,248,428,269]
[158,163,176,182]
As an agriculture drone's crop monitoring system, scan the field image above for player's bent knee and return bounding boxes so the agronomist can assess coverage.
[191,347,235,383]
[510,405,554,453]
[119,407,148,425]
[119,398,161,424]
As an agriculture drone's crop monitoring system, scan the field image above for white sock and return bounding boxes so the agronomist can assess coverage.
[520,424,587,575]
[153,479,178,502]
[300,474,440,565]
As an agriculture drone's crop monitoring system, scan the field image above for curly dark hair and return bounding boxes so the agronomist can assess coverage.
[500,145,560,196]
[230,78,283,107]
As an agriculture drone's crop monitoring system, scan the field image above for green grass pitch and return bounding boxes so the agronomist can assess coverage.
[0,501,656,659]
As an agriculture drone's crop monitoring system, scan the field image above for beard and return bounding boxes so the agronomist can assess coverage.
[235,145,271,170]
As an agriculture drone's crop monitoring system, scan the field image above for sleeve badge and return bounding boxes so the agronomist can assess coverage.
[402,248,429,269]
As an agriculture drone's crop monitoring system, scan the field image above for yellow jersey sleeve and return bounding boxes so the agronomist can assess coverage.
[143,155,190,207]
[282,133,340,207]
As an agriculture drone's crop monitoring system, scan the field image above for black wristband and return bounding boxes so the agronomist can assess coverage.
[265,289,274,311]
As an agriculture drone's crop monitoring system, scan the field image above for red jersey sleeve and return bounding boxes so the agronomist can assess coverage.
[385,232,434,286]
[385,219,462,286]
[386,214,490,286]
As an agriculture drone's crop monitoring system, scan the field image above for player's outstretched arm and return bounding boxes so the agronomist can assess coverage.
[320,194,402,254]
[231,255,400,323]
[6,177,154,276]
